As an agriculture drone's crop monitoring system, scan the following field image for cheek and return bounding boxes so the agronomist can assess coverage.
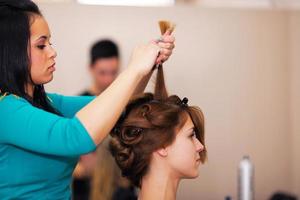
[103,76,115,84]
[31,50,43,69]
[30,50,52,84]
[168,139,197,172]
[30,51,42,75]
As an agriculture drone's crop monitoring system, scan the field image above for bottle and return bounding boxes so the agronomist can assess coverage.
[225,196,232,200]
[238,156,254,200]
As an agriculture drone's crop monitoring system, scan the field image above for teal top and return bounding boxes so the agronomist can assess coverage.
[0,93,96,199]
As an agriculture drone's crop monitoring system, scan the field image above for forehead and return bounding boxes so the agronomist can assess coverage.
[93,57,119,69]
[30,16,50,40]
[182,115,193,129]
[177,114,194,134]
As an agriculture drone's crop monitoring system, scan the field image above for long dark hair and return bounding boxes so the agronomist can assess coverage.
[109,66,207,187]
[0,0,59,114]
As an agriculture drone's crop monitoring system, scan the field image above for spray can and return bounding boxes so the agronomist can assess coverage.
[238,156,254,200]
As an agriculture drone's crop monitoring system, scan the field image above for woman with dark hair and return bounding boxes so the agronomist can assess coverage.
[110,67,207,200]
[0,0,175,198]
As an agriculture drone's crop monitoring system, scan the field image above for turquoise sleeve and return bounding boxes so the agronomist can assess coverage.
[47,93,95,118]
[0,96,96,156]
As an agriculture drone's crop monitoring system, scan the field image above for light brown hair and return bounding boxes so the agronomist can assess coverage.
[109,66,207,187]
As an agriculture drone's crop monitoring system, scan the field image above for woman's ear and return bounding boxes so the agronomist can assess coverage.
[156,147,168,157]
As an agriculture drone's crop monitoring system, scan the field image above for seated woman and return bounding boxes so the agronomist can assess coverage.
[109,66,207,200]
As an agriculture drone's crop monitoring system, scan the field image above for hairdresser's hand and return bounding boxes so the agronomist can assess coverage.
[154,30,175,64]
[128,43,160,77]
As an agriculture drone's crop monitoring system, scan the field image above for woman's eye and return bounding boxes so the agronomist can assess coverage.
[190,131,196,138]
[37,45,46,50]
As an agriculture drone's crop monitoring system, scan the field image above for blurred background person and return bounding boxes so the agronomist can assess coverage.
[80,40,120,96]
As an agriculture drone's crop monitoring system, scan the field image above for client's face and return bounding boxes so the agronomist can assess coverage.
[166,115,204,178]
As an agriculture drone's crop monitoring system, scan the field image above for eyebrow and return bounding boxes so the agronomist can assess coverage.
[186,127,195,132]
[35,35,51,41]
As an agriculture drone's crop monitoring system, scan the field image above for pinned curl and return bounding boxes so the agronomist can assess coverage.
[120,127,144,145]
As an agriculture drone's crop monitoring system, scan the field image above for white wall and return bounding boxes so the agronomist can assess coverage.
[39,3,296,199]
[289,11,300,198]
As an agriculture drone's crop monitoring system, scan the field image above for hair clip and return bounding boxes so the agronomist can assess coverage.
[180,97,189,107]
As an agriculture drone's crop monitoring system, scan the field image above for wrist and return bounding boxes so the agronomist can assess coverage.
[125,65,145,80]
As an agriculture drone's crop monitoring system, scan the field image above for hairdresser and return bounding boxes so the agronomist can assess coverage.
[0,0,175,199]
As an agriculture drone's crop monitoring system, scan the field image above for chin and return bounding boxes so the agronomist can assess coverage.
[190,171,199,179]
[44,75,54,84]
[35,74,54,84]
[182,170,199,179]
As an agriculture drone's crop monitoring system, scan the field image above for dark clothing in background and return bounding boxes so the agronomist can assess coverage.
[80,91,94,97]
[270,192,298,200]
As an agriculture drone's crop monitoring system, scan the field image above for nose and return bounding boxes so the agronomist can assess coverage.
[48,45,57,59]
[195,138,204,153]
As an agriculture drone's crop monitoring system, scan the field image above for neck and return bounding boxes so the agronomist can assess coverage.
[139,164,180,200]
[89,83,106,96]
[26,83,35,98]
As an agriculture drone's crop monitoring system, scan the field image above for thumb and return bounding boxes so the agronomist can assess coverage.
[164,29,172,36]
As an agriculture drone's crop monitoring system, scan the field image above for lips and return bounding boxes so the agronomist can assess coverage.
[48,63,56,72]
[49,63,55,68]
